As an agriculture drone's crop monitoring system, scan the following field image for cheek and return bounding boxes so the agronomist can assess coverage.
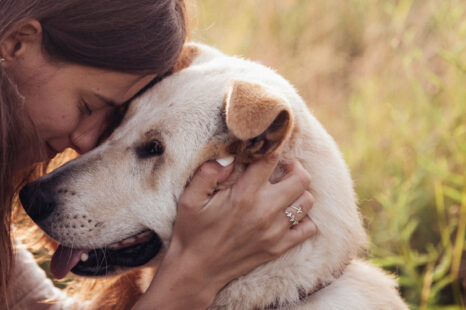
[24,92,80,138]
[17,67,81,139]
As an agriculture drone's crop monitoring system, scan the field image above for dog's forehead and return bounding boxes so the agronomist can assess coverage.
[118,72,229,139]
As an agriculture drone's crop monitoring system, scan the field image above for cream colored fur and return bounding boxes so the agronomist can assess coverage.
[33,43,408,309]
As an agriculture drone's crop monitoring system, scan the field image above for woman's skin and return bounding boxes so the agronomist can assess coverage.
[2,21,317,309]
[136,157,317,309]
[2,21,157,159]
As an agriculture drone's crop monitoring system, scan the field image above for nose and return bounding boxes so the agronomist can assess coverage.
[19,182,56,223]
[70,128,100,154]
[70,109,111,154]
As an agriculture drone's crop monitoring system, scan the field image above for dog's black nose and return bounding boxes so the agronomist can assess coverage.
[19,183,56,222]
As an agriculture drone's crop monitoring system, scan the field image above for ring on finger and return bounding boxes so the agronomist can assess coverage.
[290,205,303,214]
[285,210,299,226]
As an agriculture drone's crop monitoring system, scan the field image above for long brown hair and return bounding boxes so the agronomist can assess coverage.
[0,0,187,306]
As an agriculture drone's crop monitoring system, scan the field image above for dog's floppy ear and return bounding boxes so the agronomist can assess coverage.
[173,44,199,73]
[225,80,293,162]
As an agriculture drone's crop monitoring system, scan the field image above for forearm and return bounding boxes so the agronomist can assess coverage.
[133,242,220,310]
[10,244,86,310]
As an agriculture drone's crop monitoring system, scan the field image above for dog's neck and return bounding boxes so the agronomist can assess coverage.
[256,288,325,310]
[210,158,351,309]
[251,261,348,310]
[256,278,335,310]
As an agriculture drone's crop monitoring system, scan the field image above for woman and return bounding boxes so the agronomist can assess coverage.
[0,0,316,309]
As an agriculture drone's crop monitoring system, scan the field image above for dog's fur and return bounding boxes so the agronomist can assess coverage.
[23,43,408,309]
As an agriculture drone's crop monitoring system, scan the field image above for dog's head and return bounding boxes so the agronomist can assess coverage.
[19,44,296,278]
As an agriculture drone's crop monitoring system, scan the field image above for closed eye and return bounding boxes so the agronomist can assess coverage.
[81,99,92,115]
[136,139,165,158]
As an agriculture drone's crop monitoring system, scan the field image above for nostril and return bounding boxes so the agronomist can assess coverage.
[19,183,56,223]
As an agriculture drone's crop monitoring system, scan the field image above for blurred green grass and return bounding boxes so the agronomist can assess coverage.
[191,0,465,308]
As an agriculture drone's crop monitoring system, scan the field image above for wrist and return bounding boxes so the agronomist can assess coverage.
[134,240,220,310]
[163,238,223,299]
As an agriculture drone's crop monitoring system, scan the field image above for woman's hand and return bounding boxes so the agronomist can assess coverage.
[133,151,317,310]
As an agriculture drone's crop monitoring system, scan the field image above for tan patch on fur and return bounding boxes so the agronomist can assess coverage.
[225,80,293,161]
[86,270,144,310]
[197,141,224,162]
[172,44,199,73]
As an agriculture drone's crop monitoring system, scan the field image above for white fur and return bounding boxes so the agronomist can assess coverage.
[34,43,408,309]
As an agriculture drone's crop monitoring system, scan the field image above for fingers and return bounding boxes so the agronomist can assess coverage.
[268,160,312,212]
[288,216,318,244]
[274,160,311,193]
[263,216,318,259]
[282,191,314,227]
[273,217,318,257]
[277,159,311,184]
[254,190,315,258]
[235,149,282,193]
[179,161,233,210]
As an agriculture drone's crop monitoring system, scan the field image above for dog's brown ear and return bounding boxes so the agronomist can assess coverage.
[172,44,199,73]
[225,80,293,161]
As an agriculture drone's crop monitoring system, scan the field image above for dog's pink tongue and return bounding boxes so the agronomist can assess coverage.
[50,245,85,279]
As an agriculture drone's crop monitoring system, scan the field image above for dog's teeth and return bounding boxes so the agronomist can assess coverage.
[122,237,136,246]
[108,242,121,250]
[107,232,153,250]
[138,231,152,238]
[80,253,89,262]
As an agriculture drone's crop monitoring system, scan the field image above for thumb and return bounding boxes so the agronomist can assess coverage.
[180,160,234,209]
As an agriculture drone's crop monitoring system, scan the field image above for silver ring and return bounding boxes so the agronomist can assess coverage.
[291,205,303,214]
[285,210,299,226]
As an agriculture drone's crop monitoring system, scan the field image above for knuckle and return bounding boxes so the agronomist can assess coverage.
[297,169,312,189]
[303,191,315,207]
[265,150,281,164]
[303,171,312,187]
[198,163,220,179]
[266,244,285,258]
[177,195,194,210]
[261,226,282,246]
[306,219,319,236]
[284,159,298,173]
[286,162,311,189]
[298,218,318,239]
[231,193,250,209]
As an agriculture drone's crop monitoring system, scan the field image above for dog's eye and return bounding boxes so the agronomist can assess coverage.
[136,140,164,158]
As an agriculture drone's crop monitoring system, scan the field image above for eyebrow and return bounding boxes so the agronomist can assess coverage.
[93,74,166,108]
[95,94,119,107]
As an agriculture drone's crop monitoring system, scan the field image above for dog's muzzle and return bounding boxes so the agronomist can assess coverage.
[19,180,164,279]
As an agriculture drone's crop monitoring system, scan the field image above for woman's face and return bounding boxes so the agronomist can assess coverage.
[12,52,156,161]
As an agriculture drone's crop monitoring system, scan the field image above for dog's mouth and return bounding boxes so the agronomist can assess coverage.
[50,230,162,279]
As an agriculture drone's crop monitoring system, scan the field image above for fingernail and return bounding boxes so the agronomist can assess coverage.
[216,156,235,167]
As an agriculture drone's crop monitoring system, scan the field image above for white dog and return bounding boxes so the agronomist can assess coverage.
[20,43,408,309]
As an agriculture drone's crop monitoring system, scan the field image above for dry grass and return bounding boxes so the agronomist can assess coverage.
[190,0,465,308]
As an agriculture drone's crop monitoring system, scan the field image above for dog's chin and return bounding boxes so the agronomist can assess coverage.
[71,231,163,277]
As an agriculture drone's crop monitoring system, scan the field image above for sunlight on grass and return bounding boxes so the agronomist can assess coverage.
[191,0,465,308]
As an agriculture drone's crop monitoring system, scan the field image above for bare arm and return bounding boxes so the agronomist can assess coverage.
[9,244,86,310]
